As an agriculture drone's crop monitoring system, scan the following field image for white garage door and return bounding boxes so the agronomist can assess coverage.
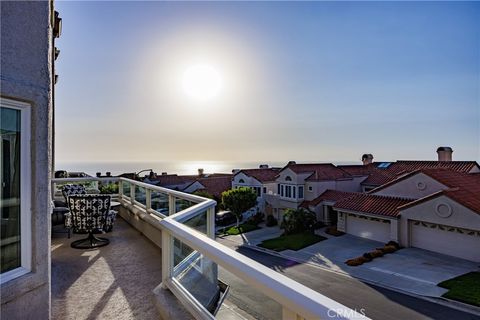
[410,221,480,262]
[346,214,390,243]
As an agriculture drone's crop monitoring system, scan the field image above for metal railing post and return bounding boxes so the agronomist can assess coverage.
[168,194,176,216]
[130,182,135,205]
[161,231,173,289]
[146,188,151,210]
[207,205,215,239]
[118,181,123,198]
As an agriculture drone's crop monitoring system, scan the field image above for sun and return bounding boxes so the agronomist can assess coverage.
[181,64,223,102]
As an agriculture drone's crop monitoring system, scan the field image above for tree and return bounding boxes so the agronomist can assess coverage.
[280,208,316,235]
[221,187,257,227]
[193,190,214,199]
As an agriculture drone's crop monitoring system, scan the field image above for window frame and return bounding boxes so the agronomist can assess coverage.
[0,98,32,284]
[298,186,304,199]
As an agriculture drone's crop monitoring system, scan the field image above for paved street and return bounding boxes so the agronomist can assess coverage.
[219,241,480,320]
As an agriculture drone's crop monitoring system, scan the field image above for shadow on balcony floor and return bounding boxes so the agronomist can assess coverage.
[51,217,162,320]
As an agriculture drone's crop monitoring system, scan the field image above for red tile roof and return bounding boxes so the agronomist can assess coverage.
[193,176,233,198]
[370,168,480,194]
[283,163,352,181]
[396,170,480,214]
[338,164,377,177]
[303,189,360,207]
[334,194,413,217]
[150,174,197,187]
[236,168,281,183]
[362,161,479,186]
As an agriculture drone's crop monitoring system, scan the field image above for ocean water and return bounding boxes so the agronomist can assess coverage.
[55,160,360,176]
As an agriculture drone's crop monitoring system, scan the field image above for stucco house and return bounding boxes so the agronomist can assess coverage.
[1,1,60,318]
[232,166,281,212]
[339,148,480,192]
[264,162,364,221]
[183,175,233,200]
[333,168,480,262]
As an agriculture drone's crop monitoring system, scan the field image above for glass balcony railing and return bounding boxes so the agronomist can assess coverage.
[52,176,368,320]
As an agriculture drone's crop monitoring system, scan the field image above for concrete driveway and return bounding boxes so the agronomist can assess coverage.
[279,234,480,297]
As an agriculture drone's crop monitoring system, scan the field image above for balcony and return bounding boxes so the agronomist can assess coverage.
[51,177,367,320]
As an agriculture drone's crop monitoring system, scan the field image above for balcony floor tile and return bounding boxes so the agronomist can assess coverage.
[51,217,162,320]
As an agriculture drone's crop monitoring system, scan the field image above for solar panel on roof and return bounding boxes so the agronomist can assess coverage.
[378,162,392,168]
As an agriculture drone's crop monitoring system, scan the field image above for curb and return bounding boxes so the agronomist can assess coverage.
[236,242,480,317]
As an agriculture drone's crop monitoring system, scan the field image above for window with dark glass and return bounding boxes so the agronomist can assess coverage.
[299,186,304,199]
[1,107,21,273]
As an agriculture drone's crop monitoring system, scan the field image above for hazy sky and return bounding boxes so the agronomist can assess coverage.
[55,1,480,165]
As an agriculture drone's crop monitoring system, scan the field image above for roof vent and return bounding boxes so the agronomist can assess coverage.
[161,172,168,175]
[259,164,269,169]
[437,147,453,162]
[287,161,296,166]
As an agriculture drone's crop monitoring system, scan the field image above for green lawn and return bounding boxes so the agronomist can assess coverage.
[438,272,480,307]
[223,223,260,235]
[258,232,326,252]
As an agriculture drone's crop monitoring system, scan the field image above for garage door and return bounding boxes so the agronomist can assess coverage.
[346,214,390,243]
[410,221,480,262]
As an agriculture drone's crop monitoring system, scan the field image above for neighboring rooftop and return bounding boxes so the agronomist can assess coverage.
[236,167,281,183]
[362,160,480,187]
[282,163,353,181]
[190,175,233,198]
[334,193,413,217]
[301,189,359,208]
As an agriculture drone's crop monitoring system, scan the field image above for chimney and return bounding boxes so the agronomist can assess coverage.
[259,164,269,169]
[437,147,453,161]
[362,154,374,165]
[198,168,204,177]
[96,172,101,177]
[161,172,168,175]
[106,172,111,177]
[287,161,296,166]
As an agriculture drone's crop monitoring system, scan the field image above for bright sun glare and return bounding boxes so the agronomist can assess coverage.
[181,64,223,102]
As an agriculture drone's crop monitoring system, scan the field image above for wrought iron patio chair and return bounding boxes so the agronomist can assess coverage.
[67,195,111,249]
[62,184,117,232]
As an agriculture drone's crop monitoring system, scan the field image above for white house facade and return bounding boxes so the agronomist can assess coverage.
[232,167,280,213]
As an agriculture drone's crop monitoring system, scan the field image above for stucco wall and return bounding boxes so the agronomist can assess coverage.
[372,173,447,199]
[1,1,53,319]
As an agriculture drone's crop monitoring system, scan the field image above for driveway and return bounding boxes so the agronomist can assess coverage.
[217,224,283,246]
[281,234,480,297]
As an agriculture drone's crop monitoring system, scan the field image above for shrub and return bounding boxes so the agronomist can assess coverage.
[280,208,317,235]
[99,183,118,194]
[362,252,373,261]
[386,240,400,249]
[325,226,345,237]
[345,256,370,266]
[266,215,278,227]
[346,258,364,266]
[380,245,397,254]
[247,212,264,226]
[370,249,384,258]
[313,221,326,229]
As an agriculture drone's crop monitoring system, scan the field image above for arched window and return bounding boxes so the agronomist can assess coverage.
[285,176,292,181]
[239,179,245,183]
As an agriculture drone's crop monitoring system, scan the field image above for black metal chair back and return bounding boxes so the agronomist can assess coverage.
[67,195,111,249]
